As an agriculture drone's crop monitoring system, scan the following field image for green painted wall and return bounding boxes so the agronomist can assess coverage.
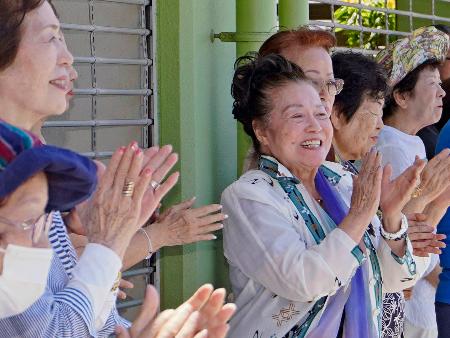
[156,0,236,309]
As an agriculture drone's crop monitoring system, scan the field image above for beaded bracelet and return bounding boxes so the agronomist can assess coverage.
[380,213,408,241]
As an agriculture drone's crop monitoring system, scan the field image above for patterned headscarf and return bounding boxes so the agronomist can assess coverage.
[376,26,449,87]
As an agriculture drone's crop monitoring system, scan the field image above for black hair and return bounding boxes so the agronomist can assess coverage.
[383,59,441,119]
[332,51,388,122]
[231,53,308,151]
[434,24,450,35]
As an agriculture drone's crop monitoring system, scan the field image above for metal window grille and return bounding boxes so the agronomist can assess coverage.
[47,0,156,320]
[309,0,450,54]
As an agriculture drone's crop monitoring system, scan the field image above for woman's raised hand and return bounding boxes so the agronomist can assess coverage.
[66,146,179,236]
[415,149,450,204]
[379,157,425,216]
[115,284,236,338]
[136,145,179,227]
[341,150,383,242]
[349,150,383,224]
[146,198,226,251]
[184,285,236,337]
[407,213,446,257]
[85,142,179,259]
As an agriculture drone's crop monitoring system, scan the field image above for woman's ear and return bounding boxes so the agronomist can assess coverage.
[392,89,409,109]
[252,120,268,147]
[331,106,345,130]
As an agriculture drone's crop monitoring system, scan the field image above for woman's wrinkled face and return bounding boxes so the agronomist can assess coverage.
[0,1,74,119]
[407,67,446,127]
[0,172,48,249]
[281,46,336,114]
[254,81,333,171]
[332,95,384,160]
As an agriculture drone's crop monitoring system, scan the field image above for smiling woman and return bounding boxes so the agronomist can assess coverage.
[0,2,181,337]
[222,53,429,338]
[242,27,343,173]
[0,0,72,130]
[375,26,450,338]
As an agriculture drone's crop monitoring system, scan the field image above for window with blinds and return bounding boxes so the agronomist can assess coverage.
[47,0,156,320]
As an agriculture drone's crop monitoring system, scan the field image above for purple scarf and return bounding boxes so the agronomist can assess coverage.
[307,169,373,338]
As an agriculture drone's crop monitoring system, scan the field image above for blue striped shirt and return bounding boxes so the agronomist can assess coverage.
[0,212,129,337]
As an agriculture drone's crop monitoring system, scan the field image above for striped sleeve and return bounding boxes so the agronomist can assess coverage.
[0,212,130,337]
[0,287,96,338]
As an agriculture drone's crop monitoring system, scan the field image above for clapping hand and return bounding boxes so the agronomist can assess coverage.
[407,213,446,257]
[379,157,425,216]
[115,284,236,338]
[66,145,179,236]
[85,142,178,259]
[146,198,227,251]
[414,149,450,204]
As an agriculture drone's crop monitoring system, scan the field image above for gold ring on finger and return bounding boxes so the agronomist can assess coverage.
[122,181,135,197]
[411,185,423,199]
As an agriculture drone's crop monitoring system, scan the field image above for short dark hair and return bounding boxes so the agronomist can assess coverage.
[383,59,441,119]
[0,0,57,71]
[434,24,450,35]
[231,53,308,151]
[332,51,388,122]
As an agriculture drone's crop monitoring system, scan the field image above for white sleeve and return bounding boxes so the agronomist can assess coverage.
[67,243,122,328]
[377,145,416,179]
[377,237,430,293]
[222,186,363,303]
[423,254,439,277]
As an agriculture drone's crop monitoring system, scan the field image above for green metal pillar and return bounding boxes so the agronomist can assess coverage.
[278,0,309,29]
[157,0,237,309]
[236,0,277,173]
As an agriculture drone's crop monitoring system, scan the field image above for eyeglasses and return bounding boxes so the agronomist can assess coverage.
[309,78,345,96]
[0,213,52,244]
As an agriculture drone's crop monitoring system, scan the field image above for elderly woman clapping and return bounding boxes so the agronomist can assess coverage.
[0,0,226,277]
[375,26,450,338]
[0,120,236,337]
[331,50,448,338]
[0,0,227,336]
[0,121,97,319]
[222,54,429,338]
